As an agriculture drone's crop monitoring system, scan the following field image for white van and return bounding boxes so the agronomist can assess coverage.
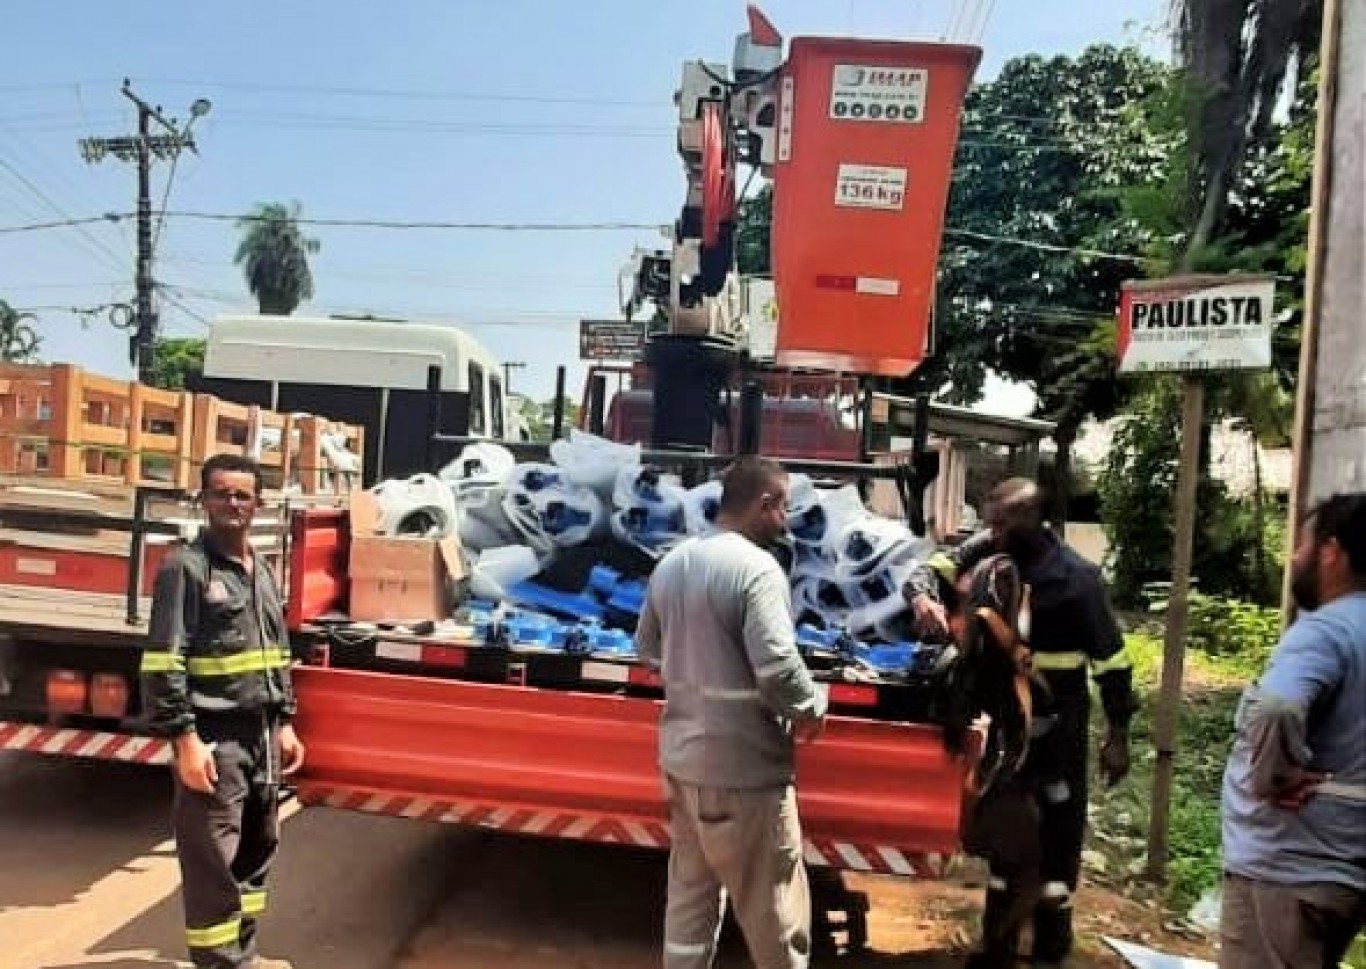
[200,315,517,483]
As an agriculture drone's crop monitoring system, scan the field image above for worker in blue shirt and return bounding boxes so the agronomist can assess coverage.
[1220,492,1366,969]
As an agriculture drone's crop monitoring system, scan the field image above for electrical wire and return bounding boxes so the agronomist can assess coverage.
[2,211,1158,264]
[164,211,665,231]
[0,155,127,274]
[0,214,124,234]
[139,77,659,108]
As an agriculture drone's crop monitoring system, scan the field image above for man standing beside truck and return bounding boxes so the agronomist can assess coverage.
[905,478,1137,968]
[637,456,828,969]
[1219,493,1366,969]
[141,453,304,969]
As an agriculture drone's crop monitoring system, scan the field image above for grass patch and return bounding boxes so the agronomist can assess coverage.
[1087,631,1249,915]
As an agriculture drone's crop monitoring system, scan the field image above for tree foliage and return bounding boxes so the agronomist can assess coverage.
[147,337,206,391]
[234,201,321,315]
[0,299,41,363]
[1098,382,1285,606]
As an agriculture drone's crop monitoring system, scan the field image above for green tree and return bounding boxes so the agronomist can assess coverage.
[0,300,41,362]
[519,396,582,443]
[234,201,321,315]
[147,337,206,391]
[736,186,771,276]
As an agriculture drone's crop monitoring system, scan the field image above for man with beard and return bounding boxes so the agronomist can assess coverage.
[637,456,827,969]
[903,477,1136,968]
[1219,493,1366,969]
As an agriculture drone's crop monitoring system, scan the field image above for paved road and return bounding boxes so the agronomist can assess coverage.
[0,752,454,969]
[0,752,985,969]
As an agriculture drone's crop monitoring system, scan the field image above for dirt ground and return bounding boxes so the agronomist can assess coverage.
[396,831,1218,968]
[1,751,1218,969]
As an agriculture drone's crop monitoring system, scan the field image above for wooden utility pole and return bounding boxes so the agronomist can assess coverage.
[1145,374,1204,879]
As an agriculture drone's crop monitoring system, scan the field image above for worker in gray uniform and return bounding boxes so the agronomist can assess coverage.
[637,456,827,969]
[905,478,1137,968]
[141,453,305,969]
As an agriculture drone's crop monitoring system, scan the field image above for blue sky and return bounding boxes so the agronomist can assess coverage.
[3,0,1166,404]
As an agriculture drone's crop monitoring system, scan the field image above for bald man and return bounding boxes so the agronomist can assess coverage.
[904,478,1137,968]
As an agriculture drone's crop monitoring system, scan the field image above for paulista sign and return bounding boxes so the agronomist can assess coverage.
[1117,274,1277,374]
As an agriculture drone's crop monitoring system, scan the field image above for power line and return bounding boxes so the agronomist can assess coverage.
[1,211,1156,263]
[943,227,1155,264]
[164,211,665,231]
[0,155,127,273]
[139,76,660,108]
[0,214,120,234]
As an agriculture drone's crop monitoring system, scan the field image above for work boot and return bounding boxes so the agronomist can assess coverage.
[1032,901,1074,965]
[249,958,294,969]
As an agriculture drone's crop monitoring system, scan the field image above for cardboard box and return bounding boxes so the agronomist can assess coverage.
[347,492,466,624]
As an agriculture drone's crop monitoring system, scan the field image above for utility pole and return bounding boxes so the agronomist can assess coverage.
[79,80,211,383]
[1287,0,1362,550]
[501,361,526,393]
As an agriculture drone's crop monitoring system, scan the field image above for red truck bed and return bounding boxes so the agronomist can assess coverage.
[287,507,974,876]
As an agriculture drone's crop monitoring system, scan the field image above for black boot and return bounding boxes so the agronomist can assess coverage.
[1031,901,1074,966]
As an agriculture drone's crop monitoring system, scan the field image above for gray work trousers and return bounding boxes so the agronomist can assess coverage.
[1219,872,1366,969]
[174,727,281,969]
[662,775,812,969]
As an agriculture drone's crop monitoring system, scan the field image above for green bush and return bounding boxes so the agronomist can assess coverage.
[1144,589,1280,674]
[1098,385,1287,607]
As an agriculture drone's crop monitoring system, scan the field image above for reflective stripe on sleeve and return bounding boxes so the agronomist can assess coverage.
[1091,647,1134,676]
[1030,651,1088,671]
[139,650,185,674]
[927,552,958,581]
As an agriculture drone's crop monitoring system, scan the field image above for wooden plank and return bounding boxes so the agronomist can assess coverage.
[0,583,148,638]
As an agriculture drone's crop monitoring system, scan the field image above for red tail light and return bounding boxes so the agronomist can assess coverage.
[90,673,130,718]
[46,670,88,716]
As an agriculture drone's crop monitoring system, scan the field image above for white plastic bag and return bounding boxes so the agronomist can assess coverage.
[549,430,641,499]
[369,473,459,538]
[469,545,541,600]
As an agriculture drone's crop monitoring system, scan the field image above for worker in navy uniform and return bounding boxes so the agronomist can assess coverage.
[905,478,1137,968]
[141,453,304,969]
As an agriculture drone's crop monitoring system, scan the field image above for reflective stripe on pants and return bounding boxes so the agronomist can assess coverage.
[663,776,811,969]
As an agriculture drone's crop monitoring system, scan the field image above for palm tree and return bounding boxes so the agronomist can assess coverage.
[233,202,321,315]
[1170,0,1320,254]
[0,299,41,362]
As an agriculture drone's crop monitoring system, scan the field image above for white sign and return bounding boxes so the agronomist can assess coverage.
[830,64,928,123]
[834,163,907,211]
[1118,275,1276,374]
[743,277,778,360]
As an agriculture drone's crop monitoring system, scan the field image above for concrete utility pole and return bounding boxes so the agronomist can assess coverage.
[79,81,210,383]
[1286,0,1363,566]
[501,361,526,393]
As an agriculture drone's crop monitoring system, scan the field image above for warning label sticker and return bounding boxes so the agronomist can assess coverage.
[829,64,928,123]
[834,164,907,210]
